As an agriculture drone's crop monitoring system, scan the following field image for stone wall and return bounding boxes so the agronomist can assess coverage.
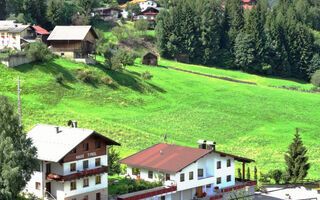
[1,54,35,67]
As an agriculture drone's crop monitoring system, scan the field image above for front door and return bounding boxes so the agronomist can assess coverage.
[46,182,51,194]
[196,186,202,198]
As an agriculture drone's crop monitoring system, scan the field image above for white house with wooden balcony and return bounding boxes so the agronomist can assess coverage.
[118,141,256,200]
[24,123,120,200]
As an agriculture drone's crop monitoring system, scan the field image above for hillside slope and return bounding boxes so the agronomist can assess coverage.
[0,58,319,179]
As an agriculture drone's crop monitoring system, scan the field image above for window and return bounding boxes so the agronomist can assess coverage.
[161,196,165,200]
[189,171,193,180]
[72,199,76,200]
[198,169,204,177]
[165,174,170,181]
[217,177,221,184]
[95,140,101,149]
[35,163,41,172]
[227,159,231,167]
[46,163,51,174]
[227,175,231,182]
[180,173,185,182]
[96,175,101,184]
[217,161,221,169]
[83,160,89,170]
[148,171,153,179]
[70,163,76,172]
[71,148,77,154]
[83,178,89,187]
[70,181,77,190]
[95,158,101,167]
[35,182,40,190]
[83,195,88,200]
[83,143,89,151]
[206,184,211,188]
[61,52,64,56]
[96,193,101,200]
[132,168,140,176]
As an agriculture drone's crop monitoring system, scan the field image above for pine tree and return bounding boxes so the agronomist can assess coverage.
[284,128,310,184]
[108,147,121,175]
[0,95,39,200]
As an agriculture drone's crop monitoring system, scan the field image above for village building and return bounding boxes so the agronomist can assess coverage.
[47,26,98,64]
[33,26,50,44]
[119,141,256,200]
[133,7,163,28]
[93,7,122,21]
[241,0,257,9]
[120,0,158,19]
[24,123,120,200]
[0,20,37,50]
[142,52,158,66]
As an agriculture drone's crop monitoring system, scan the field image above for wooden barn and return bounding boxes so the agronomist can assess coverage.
[142,52,158,66]
[47,26,98,64]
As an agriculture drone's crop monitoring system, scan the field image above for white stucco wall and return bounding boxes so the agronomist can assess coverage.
[22,161,45,198]
[0,34,21,50]
[63,155,107,175]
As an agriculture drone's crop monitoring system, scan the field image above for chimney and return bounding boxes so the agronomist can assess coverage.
[206,141,216,150]
[197,140,207,149]
[72,121,78,128]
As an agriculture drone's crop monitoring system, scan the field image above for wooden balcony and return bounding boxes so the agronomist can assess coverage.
[46,165,108,182]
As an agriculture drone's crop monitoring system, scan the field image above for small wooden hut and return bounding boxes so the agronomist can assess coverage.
[142,52,158,66]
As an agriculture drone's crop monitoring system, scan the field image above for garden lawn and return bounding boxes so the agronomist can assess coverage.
[0,58,319,180]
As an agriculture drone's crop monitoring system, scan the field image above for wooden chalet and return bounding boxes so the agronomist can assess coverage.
[47,26,98,64]
[133,7,162,22]
[93,7,121,21]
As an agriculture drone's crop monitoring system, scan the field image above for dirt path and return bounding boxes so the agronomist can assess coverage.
[165,65,257,85]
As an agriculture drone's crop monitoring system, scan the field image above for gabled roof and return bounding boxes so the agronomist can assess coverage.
[33,26,50,35]
[47,26,98,41]
[120,143,212,173]
[120,143,255,173]
[27,124,120,163]
[0,20,31,33]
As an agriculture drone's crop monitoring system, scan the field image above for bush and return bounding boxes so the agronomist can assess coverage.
[311,70,320,87]
[55,73,64,84]
[120,16,126,24]
[259,172,270,183]
[112,26,126,41]
[100,77,113,85]
[269,169,282,184]
[77,69,96,83]
[110,50,136,71]
[281,170,291,184]
[134,19,149,33]
[141,70,153,81]
[24,41,53,62]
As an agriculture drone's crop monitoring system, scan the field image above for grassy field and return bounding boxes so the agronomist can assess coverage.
[0,57,319,179]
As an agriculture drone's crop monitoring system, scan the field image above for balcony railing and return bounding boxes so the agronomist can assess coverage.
[117,185,177,200]
[46,166,108,182]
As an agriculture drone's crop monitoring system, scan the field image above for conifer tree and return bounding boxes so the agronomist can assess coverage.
[284,128,310,184]
[0,95,39,200]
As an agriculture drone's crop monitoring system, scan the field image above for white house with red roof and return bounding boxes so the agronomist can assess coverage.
[24,123,120,200]
[119,141,256,200]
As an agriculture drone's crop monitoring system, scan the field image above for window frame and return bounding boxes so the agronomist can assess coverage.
[95,158,101,167]
[189,171,194,180]
[83,178,89,187]
[95,140,101,149]
[83,143,89,151]
[198,168,204,177]
[217,177,221,184]
[70,181,77,190]
[148,171,153,179]
[83,160,89,170]
[70,163,76,172]
[35,182,41,190]
[227,159,231,167]
[180,173,185,182]
[227,175,231,182]
[217,161,221,169]
[96,175,101,184]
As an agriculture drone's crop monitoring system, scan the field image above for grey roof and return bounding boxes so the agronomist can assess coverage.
[0,21,30,33]
[47,26,96,41]
[27,124,120,162]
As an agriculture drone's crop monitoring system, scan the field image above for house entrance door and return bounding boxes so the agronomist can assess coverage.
[45,182,51,194]
[196,186,202,198]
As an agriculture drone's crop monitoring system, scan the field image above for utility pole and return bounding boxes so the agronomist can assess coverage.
[13,76,25,126]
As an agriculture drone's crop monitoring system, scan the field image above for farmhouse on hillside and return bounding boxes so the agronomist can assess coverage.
[119,140,256,200]
[120,0,158,18]
[93,7,122,21]
[24,123,120,200]
[47,26,98,64]
[0,20,38,50]
[142,52,158,66]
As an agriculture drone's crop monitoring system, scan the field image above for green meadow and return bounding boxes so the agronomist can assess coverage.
[0,57,319,179]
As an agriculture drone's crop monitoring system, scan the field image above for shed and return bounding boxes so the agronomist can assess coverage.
[142,52,158,66]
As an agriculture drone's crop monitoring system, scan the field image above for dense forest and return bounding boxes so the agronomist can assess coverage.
[156,0,320,81]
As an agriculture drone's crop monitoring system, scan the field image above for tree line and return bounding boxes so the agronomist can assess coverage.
[155,0,320,81]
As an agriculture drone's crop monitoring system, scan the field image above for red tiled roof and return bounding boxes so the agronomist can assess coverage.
[33,26,50,35]
[120,143,212,173]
